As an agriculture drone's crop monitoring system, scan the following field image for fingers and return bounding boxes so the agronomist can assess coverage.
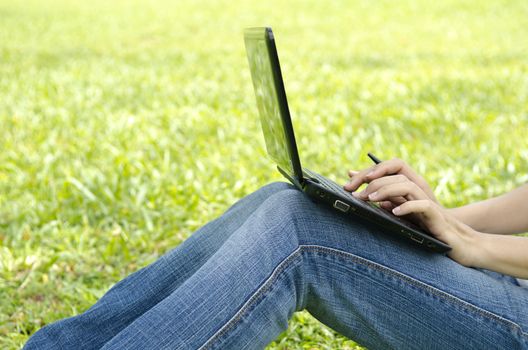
[348,170,358,177]
[353,174,408,200]
[346,160,447,239]
[358,176,407,210]
[363,158,409,181]
[379,196,407,206]
[364,181,429,202]
[344,158,409,192]
[344,157,438,203]
[379,201,397,211]
[365,158,437,202]
[392,200,445,234]
[343,166,376,192]
[393,200,433,216]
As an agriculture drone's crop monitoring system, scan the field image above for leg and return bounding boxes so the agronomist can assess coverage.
[23,182,293,350]
[101,187,527,349]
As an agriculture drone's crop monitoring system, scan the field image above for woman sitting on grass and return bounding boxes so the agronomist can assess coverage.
[24,158,528,349]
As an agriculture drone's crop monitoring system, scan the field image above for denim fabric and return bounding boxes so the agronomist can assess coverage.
[24,182,528,349]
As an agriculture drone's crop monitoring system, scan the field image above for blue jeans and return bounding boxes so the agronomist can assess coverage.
[24,182,528,349]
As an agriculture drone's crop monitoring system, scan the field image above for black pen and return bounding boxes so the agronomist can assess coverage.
[367,152,382,164]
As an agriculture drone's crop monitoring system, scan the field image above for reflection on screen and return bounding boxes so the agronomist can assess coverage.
[245,31,293,176]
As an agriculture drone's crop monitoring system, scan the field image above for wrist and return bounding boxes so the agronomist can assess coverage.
[449,221,486,267]
[469,231,495,270]
[463,228,490,269]
[446,206,466,224]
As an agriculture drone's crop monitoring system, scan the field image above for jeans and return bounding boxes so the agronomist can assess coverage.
[24,182,528,349]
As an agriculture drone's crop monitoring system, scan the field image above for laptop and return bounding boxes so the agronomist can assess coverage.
[244,27,451,253]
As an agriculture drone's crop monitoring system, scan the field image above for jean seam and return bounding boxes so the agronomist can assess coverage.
[216,258,304,350]
[198,246,304,350]
[199,243,526,350]
[302,244,528,340]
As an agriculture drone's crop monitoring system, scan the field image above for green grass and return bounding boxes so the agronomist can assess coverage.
[1,0,527,348]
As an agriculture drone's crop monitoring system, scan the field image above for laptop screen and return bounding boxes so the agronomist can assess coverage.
[244,28,299,179]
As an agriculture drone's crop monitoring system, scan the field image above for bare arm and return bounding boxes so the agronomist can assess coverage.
[448,184,528,234]
[475,233,528,278]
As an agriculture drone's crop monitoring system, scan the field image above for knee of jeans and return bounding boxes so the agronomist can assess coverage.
[224,182,294,217]
[23,325,61,350]
[259,188,317,236]
[256,181,295,198]
[236,188,313,261]
[261,189,374,248]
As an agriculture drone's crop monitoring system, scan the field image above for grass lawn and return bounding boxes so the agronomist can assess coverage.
[1,0,527,348]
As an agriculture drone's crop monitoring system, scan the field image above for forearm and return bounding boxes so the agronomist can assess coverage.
[448,184,528,234]
[448,201,495,233]
[471,232,528,279]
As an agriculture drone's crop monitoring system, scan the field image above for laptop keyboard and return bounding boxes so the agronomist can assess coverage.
[302,168,408,223]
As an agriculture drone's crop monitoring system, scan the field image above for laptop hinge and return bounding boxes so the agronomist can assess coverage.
[277,166,305,190]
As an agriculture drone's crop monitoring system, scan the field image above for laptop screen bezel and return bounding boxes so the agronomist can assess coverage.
[244,27,304,186]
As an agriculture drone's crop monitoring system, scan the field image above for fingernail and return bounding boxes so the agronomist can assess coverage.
[368,191,378,200]
[359,190,367,198]
[392,206,401,214]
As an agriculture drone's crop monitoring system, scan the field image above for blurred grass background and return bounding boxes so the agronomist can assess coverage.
[1,0,527,348]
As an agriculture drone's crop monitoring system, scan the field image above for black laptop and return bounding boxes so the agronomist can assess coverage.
[244,27,450,253]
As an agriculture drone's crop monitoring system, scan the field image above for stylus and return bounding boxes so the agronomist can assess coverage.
[367,152,382,164]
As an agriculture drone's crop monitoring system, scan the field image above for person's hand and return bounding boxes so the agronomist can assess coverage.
[343,158,481,266]
[391,192,481,267]
[344,158,439,205]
